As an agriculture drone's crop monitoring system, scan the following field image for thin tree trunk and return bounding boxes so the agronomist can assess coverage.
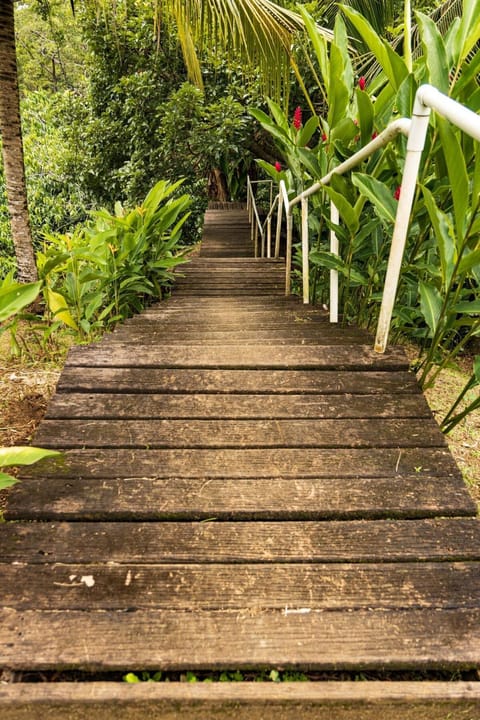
[0,0,37,282]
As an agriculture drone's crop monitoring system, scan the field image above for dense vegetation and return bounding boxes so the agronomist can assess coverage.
[0,0,479,435]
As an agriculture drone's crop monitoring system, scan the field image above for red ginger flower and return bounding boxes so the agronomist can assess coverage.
[394,186,401,200]
[358,76,366,90]
[293,106,302,130]
[274,161,282,172]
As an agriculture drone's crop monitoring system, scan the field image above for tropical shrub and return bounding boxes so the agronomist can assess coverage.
[38,179,192,339]
[251,0,480,428]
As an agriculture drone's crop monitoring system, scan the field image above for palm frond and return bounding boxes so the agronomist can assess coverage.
[158,0,312,101]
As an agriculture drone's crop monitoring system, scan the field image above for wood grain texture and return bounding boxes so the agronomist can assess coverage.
[65,344,409,369]
[2,562,479,610]
[46,393,432,420]
[33,418,445,449]
[3,519,480,564]
[2,682,479,720]
[2,607,479,670]
[6,476,475,521]
[56,368,422,394]
[18,447,460,479]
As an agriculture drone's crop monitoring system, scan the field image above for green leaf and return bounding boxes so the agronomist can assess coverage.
[250,108,291,146]
[295,147,322,178]
[123,673,140,684]
[421,186,456,290]
[419,281,443,335]
[0,472,19,491]
[458,249,480,275]
[416,11,449,94]
[323,185,360,236]
[340,6,408,91]
[455,0,480,66]
[328,43,350,128]
[297,115,319,147]
[45,287,78,330]
[351,173,397,224]
[0,446,61,468]
[396,73,418,118]
[333,15,353,94]
[298,5,330,93]
[356,88,374,146]
[266,98,289,133]
[0,279,42,323]
[452,300,480,313]
[437,118,469,241]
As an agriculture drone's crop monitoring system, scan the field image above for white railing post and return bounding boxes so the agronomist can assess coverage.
[275,191,283,259]
[301,197,309,304]
[330,202,339,323]
[374,97,431,353]
[285,212,293,296]
[267,216,272,258]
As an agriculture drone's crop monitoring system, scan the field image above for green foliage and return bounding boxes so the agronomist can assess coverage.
[252,0,480,431]
[14,0,86,92]
[0,446,61,491]
[0,272,42,323]
[38,179,192,339]
[122,668,310,683]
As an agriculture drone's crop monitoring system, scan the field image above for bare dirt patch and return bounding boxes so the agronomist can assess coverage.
[0,331,65,510]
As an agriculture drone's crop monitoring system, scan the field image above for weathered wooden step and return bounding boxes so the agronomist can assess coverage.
[2,681,480,720]
[103,327,370,346]
[65,344,409,370]
[1,606,479,670]
[6,475,474,521]
[56,368,422,394]
[6,516,480,563]
[2,561,480,610]
[33,418,446,449]
[46,392,431,419]
[3,519,480,563]
[17,447,460,479]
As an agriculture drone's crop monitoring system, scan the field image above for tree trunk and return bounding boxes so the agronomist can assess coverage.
[0,0,37,282]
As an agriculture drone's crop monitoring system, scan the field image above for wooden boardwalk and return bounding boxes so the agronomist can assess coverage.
[1,205,480,718]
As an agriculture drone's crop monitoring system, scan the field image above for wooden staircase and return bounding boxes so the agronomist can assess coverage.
[1,204,479,718]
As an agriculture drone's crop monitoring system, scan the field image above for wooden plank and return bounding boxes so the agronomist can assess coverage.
[2,681,480,720]
[46,393,432,420]
[3,519,480,564]
[65,344,409,370]
[33,418,446,449]
[56,369,422,395]
[101,330,371,346]
[6,476,475,521]
[18,447,460,479]
[2,562,479,610]
[1,607,479,670]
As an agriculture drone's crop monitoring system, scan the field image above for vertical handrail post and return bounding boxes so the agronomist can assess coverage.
[267,216,272,258]
[254,224,259,258]
[301,196,309,304]
[285,211,293,295]
[330,202,339,323]
[275,191,283,259]
[374,97,431,352]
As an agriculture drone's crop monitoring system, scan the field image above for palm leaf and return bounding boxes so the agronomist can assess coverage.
[158,0,306,100]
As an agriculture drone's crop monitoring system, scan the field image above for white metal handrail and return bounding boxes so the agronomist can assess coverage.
[246,177,276,258]
[275,84,480,353]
